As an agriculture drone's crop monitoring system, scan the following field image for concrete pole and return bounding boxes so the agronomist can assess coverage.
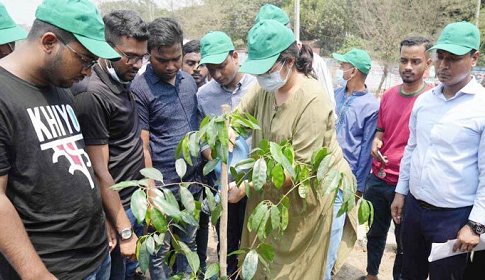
[477,0,481,26]
[294,0,300,41]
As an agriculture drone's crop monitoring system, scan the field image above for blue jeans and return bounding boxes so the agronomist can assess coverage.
[401,194,471,280]
[363,173,403,279]
[84,253,111,280]
[110,208,145,280]
[325,189,346,280]
[149,200,199,279]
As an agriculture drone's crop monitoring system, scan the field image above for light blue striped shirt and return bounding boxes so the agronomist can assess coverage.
[396,77,485,224]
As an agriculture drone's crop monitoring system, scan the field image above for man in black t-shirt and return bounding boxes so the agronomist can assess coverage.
[71,10,150,280]
[0,0,120,279]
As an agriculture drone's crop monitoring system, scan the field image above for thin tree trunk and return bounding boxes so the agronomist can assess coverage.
[377,65,389,98]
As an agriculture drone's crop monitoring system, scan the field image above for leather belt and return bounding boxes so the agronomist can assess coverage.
[417,199,454,211]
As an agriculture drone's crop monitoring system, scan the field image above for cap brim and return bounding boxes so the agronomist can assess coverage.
[200,52,229,65]
[332,53,349,62]
[0,25,28,45]
[74,34,120,61]
[428,44,472,55]
[239,53,279,75]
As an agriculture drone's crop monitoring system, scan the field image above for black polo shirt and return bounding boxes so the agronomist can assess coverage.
[71,63,145,209]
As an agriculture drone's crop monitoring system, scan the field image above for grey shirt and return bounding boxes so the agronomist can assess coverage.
[197,74,257,117]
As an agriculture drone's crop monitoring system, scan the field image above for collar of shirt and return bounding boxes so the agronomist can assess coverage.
[93,63,127,95]
[220,73,249,95]
[145,63,184,87]
[432,76,479,101]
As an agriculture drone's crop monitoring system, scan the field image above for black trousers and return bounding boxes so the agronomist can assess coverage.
[401,194,472,280]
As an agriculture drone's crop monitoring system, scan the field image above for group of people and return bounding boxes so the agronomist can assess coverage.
[0,0,484,280]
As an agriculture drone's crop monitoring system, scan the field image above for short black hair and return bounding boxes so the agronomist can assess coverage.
[148,18,183,52]
[399,36,432,53]
[27,19,76,44]
[183,40,200,56]
[103,10,148,45]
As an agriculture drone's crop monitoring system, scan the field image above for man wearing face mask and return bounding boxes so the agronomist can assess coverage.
[0,3,27,59]
[325,49,379,280]
[197,31,257,277]
[71,10,150,280]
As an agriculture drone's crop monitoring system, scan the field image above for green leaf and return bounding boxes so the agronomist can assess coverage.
[271,163,285,189]
[138,239,150,273]
[211,204,222,225]
[257,209,270,241]
[175,158,187,180]
[242,250,259,280]
[283,145,295,165]
[175,138,183,159]
[140,167,164,183]
[269,142,284,163]
[343,175,355,211]
[216,141,228,164]
[244,112,261,130]
[248,202,268,232]
[258,139,270,155]
[298,183,310,199]
[311,148,328,170]
[270,205,280,231]
[203,159,219,176]
[163,189,179,209]
[336,200,348,218]
[316,156,331,182]
[200,115,210,129]
[130,189,148,224]
[181,210,199,227]
[252,158,267,191]
[186,251,200,273]
[153,196,182,221]
[180,187,195,213]
[151,207,168,233]
[138,178,150,187]
[234,158,256,171]
[279,204,289,231]
[368,199,374,227]
[182,136,193,166]
[205,187,216,212]
[258,243,275,262]
[146,235,155,255]
[189,132,200,158]
[217,122,229,146]
[228,249,247,257]
[358,198,371,225]
[207,121,217,146]
[110,180,139,191]
[204,263,220,279]
[321,169,340,195]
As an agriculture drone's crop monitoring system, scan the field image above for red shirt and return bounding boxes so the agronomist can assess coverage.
[371,83,433,185]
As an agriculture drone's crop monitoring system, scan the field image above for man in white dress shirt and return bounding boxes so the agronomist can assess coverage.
[391,21,485,280]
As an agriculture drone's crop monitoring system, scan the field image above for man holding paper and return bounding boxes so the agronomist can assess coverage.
[391,21,485,279]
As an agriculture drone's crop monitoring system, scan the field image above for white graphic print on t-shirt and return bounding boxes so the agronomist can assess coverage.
[26,104,94,188]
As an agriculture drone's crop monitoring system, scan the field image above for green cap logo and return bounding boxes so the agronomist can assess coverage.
[332,49,372,75]
[0,3,27,45]
[240,20,295,75]
[199,31,234,65]
[35,0,120,60]
[429,21,480,55]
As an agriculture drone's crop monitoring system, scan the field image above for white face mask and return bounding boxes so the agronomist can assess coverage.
[256,61,291,92]
[107,60,130,85]
[336,67,354,87]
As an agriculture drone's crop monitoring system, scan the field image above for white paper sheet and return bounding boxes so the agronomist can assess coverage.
[428,235,485,262]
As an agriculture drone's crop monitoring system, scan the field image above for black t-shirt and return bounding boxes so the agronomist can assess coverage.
[71,64,145,209]
[0,67,107,279]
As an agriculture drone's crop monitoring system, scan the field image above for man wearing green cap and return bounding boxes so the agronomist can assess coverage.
[0,0,119,279]
[326,48,378,280]
[255,4,336,108]
[391,21,485,279]
[0,3,27,59]
[197,30,256,276]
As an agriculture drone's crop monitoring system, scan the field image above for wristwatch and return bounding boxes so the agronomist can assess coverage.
[467,220,485,235]
[119,228,133,241]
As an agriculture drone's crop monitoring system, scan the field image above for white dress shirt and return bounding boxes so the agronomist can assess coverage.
[396,77,485,225]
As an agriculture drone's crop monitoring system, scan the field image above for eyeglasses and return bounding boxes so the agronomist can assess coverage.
[58,38,97,70]
[114,46,150,65]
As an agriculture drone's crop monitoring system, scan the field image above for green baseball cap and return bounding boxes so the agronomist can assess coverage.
[240,20,295,75]
[35,0,120,60]
[428,21,480,55]
[0,3,27,45]
[199,31,235,65]
[255,4,290,26]
[332,49,372,75]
